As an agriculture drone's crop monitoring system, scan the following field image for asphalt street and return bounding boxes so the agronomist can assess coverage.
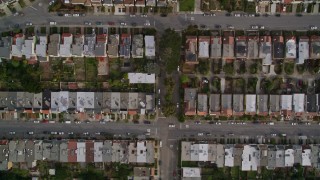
[0,0,320,32]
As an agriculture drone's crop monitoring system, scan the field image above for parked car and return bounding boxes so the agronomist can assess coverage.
[310,25,318,30]
[58,131,64,135]
[168,124,175,128]
[50,21,56,25]
[96,21,102,25]
[51,131,57,135]
[108,21,115,25]
[227,25,234,29]
[251,25,259,29]
[198,132,204,136]
[26,22,33,26]
[144,120,151,124]
[9,131,15,135]
[33,120,40,123]
[73,14,80,17]
[131,22,137,26]
[141,14,147,17]
[120,22,127,26]
[144,20,150,26]
[28,131,34,135]
[84,21,91,25]
[195,121,201,125]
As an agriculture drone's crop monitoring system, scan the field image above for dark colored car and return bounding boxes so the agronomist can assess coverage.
[275,13,281,17]
[296,13,302,17]
[133,120,139,124]
[225,13,231,16]
[96,21,102,25]
[160,13,167,17]
[131,22,137,26]
[144,120,151,124]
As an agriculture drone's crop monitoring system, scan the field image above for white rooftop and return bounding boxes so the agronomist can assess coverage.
[76,92,95,111]
[198,144,208,162]
[297,42,309,64]
[245,94,256,113]
[286,39,296,58]
[302,149,311,166]
[285,149,294,167]
[182,168,201,178]
[22,38,36,59]
[36,36,47,57]
[76,142,86,162]
[11,36,24,57]
[137,141,147,163]
[59,44,72,57]
[225,146,234,167]
[94,142,103,162]
[280,95,292,111]
[293,94,305,113]
[242,145,259,171]
[144,35,155,57]
[199,41,209,58]
[128,73,155,84]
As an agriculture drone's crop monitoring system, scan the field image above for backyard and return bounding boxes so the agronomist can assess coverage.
[179,0,195,11]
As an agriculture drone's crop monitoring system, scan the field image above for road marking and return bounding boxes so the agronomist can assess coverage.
[29,6,38,11]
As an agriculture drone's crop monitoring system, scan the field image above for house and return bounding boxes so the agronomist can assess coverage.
[257,94,269,116]
[310,145,320,168]
[293,94,304,116]
[83,34,96,57]
[91,0,102,6]
[59,141,68,162]
[22,36,37,61]
[114,0,126,15]
[273,36,284,59]
[11,34,25,58]
[128,142,137,163]
[68,92,77,112]
[128,73,155,84]
[197,94,207,116]
[70,0,87,5]
[234,145,244,167]
[102,140,112,162]
[49,140,60,161]
[119,92,129,114]
[297,36,309,64]
[120,34,131,58]
[8,141,17,162]
[269,95,280,116]
[95,34,107,57]
[107,34,119,58]
[221,94,232,116]
[136,141,147,163]
[34,140,43,161]
[224,145,235,167]
[306,94,318,117]
[310,36,320,59]
[285,36,296,59]
[94,141,103,162]
[184,88,197,115]
[293,145,302,164]
[285,146,294,167]
[235,36,247,58]
[16,140,26,163]
[111,92,121,112]
[35,35,48,61]
[48,34,60,57]
[198,36,210,58]
[102,0,113,6]
[266,145,276,170]
[123,0,134,7]
[146,94,155,113]
[0,140,9,170]
[233,94,244,116]
[222,31,235,59]
[132,34,144,58]
[68,140,77,162]
[242,145,260,171]
[86,140,94,163]
[302,147,311,166]
[71,34,84,57]
[77,141,86,162]
[128,92,139,115]
[76,92,95,112]
[185,36,198,64]
[157,0,167,6]
[259,144,269,167]
[280,94,292,119]
[135,0,145,7]
[210,36,222,58]
[33,92,43,111]
[245,94,256,115]
[0,36,12,59]
[51,91,69,113]
[259,36,272,65]
[59,33,73,57]
[209,94,220,116]
[93,92,103,113]
[182,168,201,180]
[247,36,259,59]
[112,141,128,163]
[145,35,155,58]
[146,0,156,6]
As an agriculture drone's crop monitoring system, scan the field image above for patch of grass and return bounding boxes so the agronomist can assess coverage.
[223,62,234,75]
[181,161,198,167]
[247,77,257,93]
[197,60,210,75]
[231,167,239,179]
[284,62,294,75]
[212,77,221,93]
[85,58,98,81]
[179,0,195,11]
[40,27,46,34]
[249,63,258,74]
[18,0,26,8]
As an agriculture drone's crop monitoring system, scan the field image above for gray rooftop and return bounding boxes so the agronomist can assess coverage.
[269,95,280,113]
[59,141,68,162]
[25,140,35,167]
[102,140,112,162]
[247,37,259,59]
[0,36,12,59]
[307,94,318,113]
[107,34,119,57]
[233,94,244,113]
[83,34,96,57]
[94,42,106,57]
[221,94,232,110]
[71,35,84,56]
[209,94,220,114]
[257,94,269,114]
[132,34,144,58]
[210,37,222,58]
[235,37,247,58]
[48,34,60,56]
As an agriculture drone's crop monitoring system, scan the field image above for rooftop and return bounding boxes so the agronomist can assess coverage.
[285,36,296,59]
[197,94,208,115]
[0,36,12,59]
[310,36,320,59]
[297,36,309,64]
[132,34,144,58]
[198,36,210,58]
[185,36,198,62]
[128,73,155,84]
[222,34,235,59]
[273,36,284,59]
[210,36,222,58]
[235,36,247,58]
[247,36,259,59]
[184,88,197,115]
[145,35,155,58]
[259,36,272,65]
[107,34,119,57]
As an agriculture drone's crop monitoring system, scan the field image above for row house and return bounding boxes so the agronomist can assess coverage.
[0,139,157,170]
[181,142,315,172]
[186,93,320,119]
[0,91,155,115]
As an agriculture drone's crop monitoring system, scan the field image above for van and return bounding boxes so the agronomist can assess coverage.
[50,21,56,25]
[159,141,162,148]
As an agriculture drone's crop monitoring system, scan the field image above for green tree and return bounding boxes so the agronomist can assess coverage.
[180,74,190,84]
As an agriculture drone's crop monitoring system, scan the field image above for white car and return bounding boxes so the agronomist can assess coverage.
[84,21,91,25]
[310,26,318,30]
[130,14,136,17]
[100,120,106,124]
[227,25,234,29]
[176,103,179,108]
[168,124,175,128]
[251,25,259,29]
[64,14,72,17]
[144,20,150,26]
[73,14,80,17]
[68,132,74,135]
[177,66,180,71]
[120,22,126,26]
[260,25,265,29]
[234,13,241,17]
[95,132,101,135]
[26,22,33,26]
[83,132,89,135]
[49,21,56,25]
[271,133,277,137]
[33,120,40,123]
[305,122,311,125]
[28,131,34,135]
[51,131,57,135]
[58,132,64,135]
[75,121,81,124]
[215,122,221,125]
[198,133,204,136]
[141,14,147,17]
[9,131,16,135]
[291,122,297,125]
[147,129,151,133]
